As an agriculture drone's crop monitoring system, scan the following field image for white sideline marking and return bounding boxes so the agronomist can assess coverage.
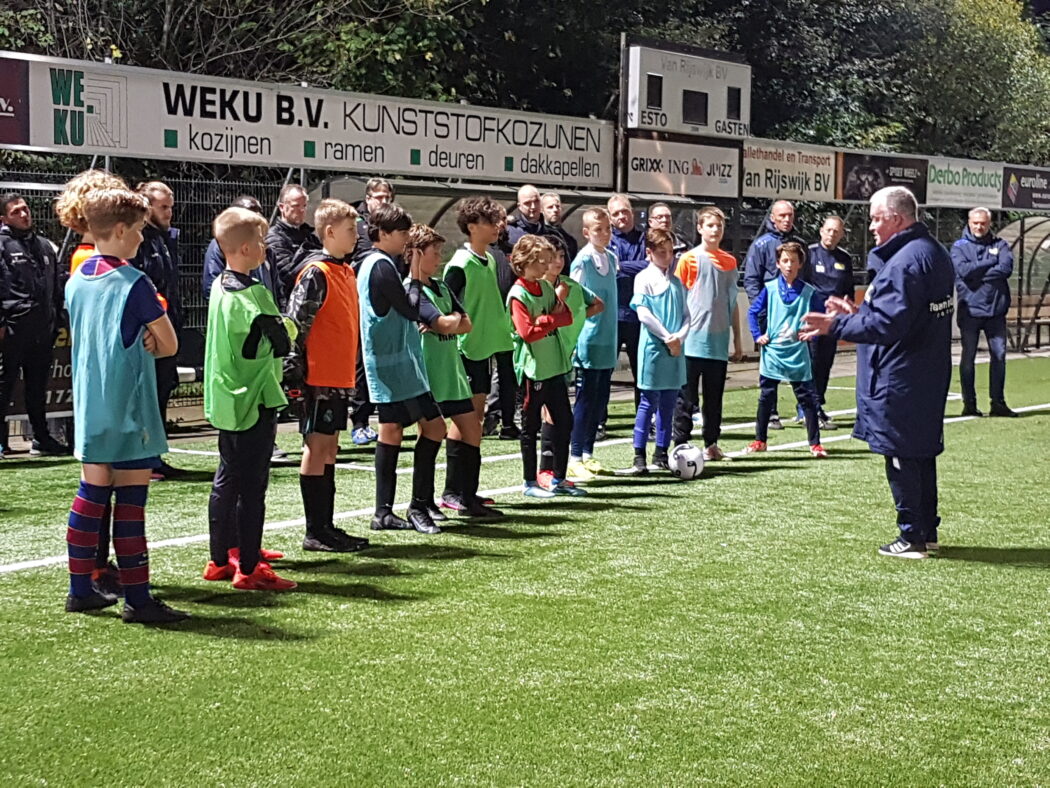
[1,403,1046,576]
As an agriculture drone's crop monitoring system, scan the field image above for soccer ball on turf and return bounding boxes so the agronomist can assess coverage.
[669,443,704,480]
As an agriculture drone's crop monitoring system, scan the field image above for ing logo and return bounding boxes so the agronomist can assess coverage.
[50,68,128,149]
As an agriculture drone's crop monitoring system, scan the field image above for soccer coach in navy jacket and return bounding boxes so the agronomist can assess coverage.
[802,187,954,560]
[951,207,1016,418]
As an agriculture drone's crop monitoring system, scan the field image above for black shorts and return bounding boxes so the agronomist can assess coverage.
[377,392,442,427]
[437,397,475,418]
[299,394,350,435]
[110,456,162,470]
[461,355,492,395]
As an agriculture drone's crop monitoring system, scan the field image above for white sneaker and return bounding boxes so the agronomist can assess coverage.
[702,444,726,462]
[878,537,928,559]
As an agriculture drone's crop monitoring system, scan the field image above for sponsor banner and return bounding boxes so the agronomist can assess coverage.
[626,137,739,198]
[0,51,614,187]
[926,157,1003,209]
[1002,166,1050,211]
[836,152,928,203]
[742,139,835,201]
[0,57,28,145]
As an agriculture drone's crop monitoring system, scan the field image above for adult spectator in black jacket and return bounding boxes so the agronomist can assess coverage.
[0,193,67,458]
[267,184,313,302]
[507,184,551,247]
[541,191,579,267]
[801,215,854,429]
[129,181,183,479]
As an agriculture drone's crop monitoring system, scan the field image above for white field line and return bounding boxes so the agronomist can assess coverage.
[1,402,1047,576]
[372,403,866,476]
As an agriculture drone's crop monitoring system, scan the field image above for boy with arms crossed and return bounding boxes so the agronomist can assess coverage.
[507,236,584,498]
[407,224,502,519]
[537,239,603,488]
[358,204,446,534]
[64,189,188,623]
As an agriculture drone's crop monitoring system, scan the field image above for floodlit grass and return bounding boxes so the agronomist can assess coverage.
[0,356,1048,786]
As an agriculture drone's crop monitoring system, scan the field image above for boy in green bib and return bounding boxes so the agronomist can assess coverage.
[507,236,586,498]
[536,239,603,489]
[442,196,516,509]
[406,224,503,519]
[203,207,297,591]
[745,242,827,458]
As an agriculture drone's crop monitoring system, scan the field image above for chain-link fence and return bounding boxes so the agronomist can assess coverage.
[4,162,1049,416]
[1,164,292,407]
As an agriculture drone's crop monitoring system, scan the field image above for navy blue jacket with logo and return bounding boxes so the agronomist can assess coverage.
[743,217,807,302]
[804,243,854,308]
[832,222,954,458]
[129,223,183,332]
[949,228,1013,320]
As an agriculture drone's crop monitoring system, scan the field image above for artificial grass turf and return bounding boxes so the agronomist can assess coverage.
[0,356,1047,785]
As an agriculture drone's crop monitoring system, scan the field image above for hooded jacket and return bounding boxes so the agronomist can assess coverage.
[266,219,315,301]
[743,217,807,302]
[129,222,183,332]
[546,222,580,264]
[0,224,62,331]
[950,228,1013,320]
[201,238,282,306]
[832,222,954,458]
[506,211,555,249]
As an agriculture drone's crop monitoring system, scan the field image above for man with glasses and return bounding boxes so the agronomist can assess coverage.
[647,202,688,263]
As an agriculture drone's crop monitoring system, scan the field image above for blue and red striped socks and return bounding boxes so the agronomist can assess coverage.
[113,485,151,606]
[67,481,112,597]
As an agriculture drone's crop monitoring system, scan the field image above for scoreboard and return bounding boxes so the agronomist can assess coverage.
[623,41,752,141]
